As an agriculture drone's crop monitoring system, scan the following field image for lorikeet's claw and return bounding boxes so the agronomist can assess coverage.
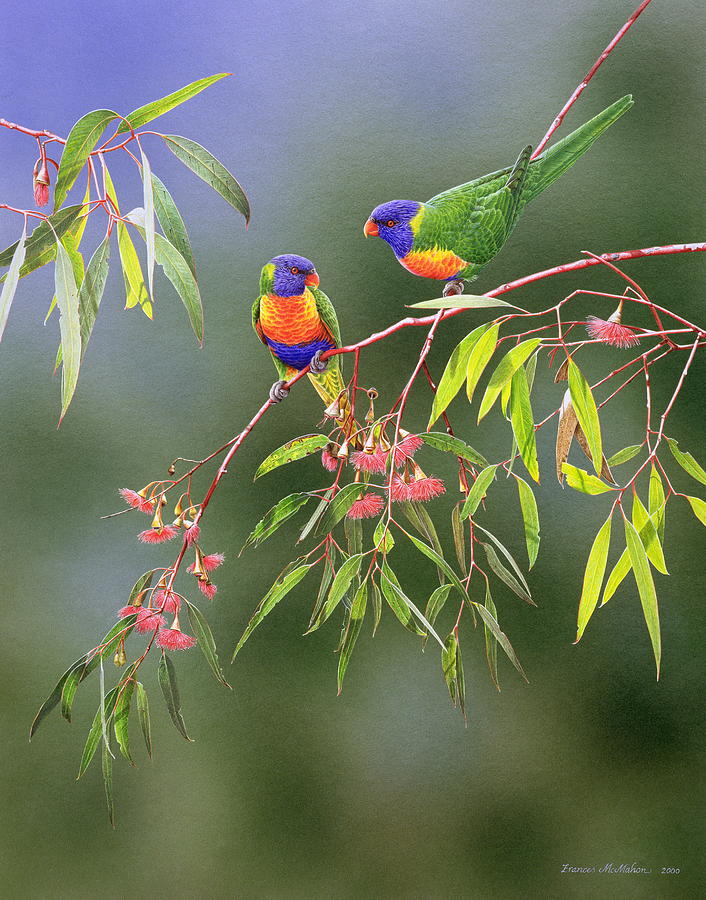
[269,380,290,403]
[309,350,328,373]
[443,279,465,297]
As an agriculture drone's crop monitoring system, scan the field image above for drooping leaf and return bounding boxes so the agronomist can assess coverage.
[141,151,156,301]
[575,515,612,642]
[118,73,230,132]
[482,584,500,690]
[315,483,363,535]
[102,741,115,827]
[0,205,83,278]
[471,602,527,681]
[163,134,250,222]
[451,504,467,575]
[555,390,577,483]
[344,514,363,557]
[77,236,110,358]
[76,686,119,779]
[477,339,541,422]
[135,682,152,758]
[607,444,643,466]
[104,168,152,318]
[562,464,615,495]
[402,530,469,608]
[686,495,706,527]
[574,423,615,484]
[233,564,311,659]
[255,434,330,479]
[298,487,333,543]
[648,465,666,542]
[242,493,311,551]
[184,599,231,688]
[0,223,26,342]
[306,553,363,632]
[337,580,368,694]
[510,365,539,482]
[379,564,425,636]
[424,584,453,630]
[624,518,661,678]
[515,476,540,568]
[441,632,466,719]
[417,432,488,468]
[113,678,136,764]
[308,559,335,631]
[601,550,631,607]
[460,465,497,519]
[151,173,196,276]
[54,110,118,210]
[373,518,395,554]
[153,232,204,342]
[427,322,494,428]
[666,437,706,487]
[474,523,532,599]
[409,294,521,310]
[632,494,668,574]
[567,359,602,475]
[480,541,534,605]
[55,239,83,419]
[157,651,193,741]
[371,581,383,636]
[465,322,501,403]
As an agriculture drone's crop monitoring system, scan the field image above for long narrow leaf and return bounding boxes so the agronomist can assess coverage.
[477,339,541,422]
[465,322,500,403]
[118,73,230,132]
[427,322,493,427]
[515,475,540,568]
[54,110,118,210]
[256,434,330,479]
[567,358,602,475]
[233,564,311,659]
[151,174,196,276]
[575,515,612,642]
[460,465,497,519]
[624,518,661,678]
[141,151,156,300]
[55,239,82,419]
[0,223,26,341]
[510,366,539,482]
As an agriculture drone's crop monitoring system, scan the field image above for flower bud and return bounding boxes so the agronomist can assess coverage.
[33,159,50,207]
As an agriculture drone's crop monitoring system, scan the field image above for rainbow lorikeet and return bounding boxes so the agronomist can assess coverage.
[252,254,347,408]
[364,95,633,294]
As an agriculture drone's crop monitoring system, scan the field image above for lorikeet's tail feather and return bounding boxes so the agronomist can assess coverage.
[525,94,634,202]
[308,364,346,408]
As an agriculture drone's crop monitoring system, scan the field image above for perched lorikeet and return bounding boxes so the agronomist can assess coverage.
[364,95,633,293]
[252,254,347,409]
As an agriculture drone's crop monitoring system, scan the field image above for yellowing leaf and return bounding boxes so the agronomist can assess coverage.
[477,339,541,422]
[624,517,661,679]
[562,464,615,495]
[465,322,500,403]
[567,358,602,475]
[427,322,493,428]
[575,515,612,642]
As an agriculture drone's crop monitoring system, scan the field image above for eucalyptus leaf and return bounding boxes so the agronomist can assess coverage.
[515,475,540,568]
[477,339,541,422]
[624,518,661,678]
[55,239,83,419]
[158,652,193,741]
[409,294,522,310]
[575,515,612,642]
[427,321,494,427]
[562,464,615,495]
[255,434,330,479]
[0,223,26,342]
[118,73,230,132]
[54,109,118,209]
[418,431,488,467]
[152,173,196,276]
[242,493,311,551]
[233,564,311,659]
[460,465,497,519]
[185,600,231,688]
[567,359,602,475]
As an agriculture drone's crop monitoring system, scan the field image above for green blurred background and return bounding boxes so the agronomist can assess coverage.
[1,0,704,897]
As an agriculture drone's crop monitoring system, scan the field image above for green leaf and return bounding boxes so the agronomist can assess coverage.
[427,321,494,427]
[104,168,152,318]
[113,678,136,763]
[298,488,333,543]
[157,651,193,741]
[315,483,363,535]
[474,524,532,598]
[607,444,643,466]
[685,494,706,526]
[152,174,196,276]
[117,73,230,132]
[344,509,363,557]
[477,339,541,422]
[141,151,156,301]
[0,205,83,278]
[402,531,469,608]
[465,322,501,404]
[602,550,631,607]
[562,463,615,495]
[379,564,425,636]
[102,741,115,827]
[648,465,666,542]
[337,580,368,694]
[163,134,250,222]
[60,666,83,723]
[242,493,311,551]
[373,518,395,553]
[371,581,383,636]
[128,570,157,604]
[409,295,522,310]
[575,514,612,642]
[425,584,453,630]
[308,559,335,631]
[441,632,466,718]
[233,564,311,659]
[76,686,119,779]
[567,359,602,475]
[451,504,467,575]
[471,601,527,681]
[185,599,231,688]
[418,431,488,468]
[624,518,661,678]
[135,682,152,758]
[0,223,26,342]
[77,236,110,359]
[515,476,540,568]
[55,239,82,419]
[54,110,118,210]
[510,366,539,482]
[482,584,500,690]
[460,465,497,519]
[632,493,668,574]
[307,554,364,632]
[255,434,330,479]
[480,541,534,606]
[154,232,204,342]
[666,437,706,487]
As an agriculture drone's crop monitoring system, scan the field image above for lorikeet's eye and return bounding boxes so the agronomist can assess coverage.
[290,266,300,274]
[386,220,396,228]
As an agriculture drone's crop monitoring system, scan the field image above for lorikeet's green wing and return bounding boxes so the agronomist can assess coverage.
[310,286,342,348]
[252,294,291,381]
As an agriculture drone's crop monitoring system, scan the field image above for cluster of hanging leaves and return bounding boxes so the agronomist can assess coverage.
[0,74,249,420]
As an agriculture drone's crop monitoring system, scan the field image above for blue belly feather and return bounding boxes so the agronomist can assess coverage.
[266,336,335,370]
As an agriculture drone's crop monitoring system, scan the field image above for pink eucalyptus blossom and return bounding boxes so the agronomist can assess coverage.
[119,488,154,514]
[156,628,197,650]
[347,493,384,519]
[138,524,179,544]
[586,316,640,348]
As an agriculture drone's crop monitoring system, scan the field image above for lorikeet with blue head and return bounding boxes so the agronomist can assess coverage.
[364,95,634,295]
[252,254,349,417]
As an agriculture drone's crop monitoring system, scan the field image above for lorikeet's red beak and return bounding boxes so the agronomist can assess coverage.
[363,218,379,237]
[305,271,320,287]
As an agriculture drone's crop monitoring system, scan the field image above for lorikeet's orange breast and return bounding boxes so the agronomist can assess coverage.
[399,248,469,279]
[260,290,329,345]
